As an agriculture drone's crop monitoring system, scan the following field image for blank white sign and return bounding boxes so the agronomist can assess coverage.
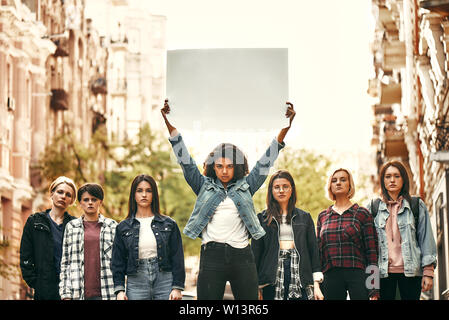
[166,48,289,131]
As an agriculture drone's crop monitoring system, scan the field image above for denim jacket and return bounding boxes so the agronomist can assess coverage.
[168,133,285,240]
[111,214,185,294]
[367,198,437,278]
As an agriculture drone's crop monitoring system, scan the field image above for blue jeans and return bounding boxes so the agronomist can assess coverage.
[126,258,173,300]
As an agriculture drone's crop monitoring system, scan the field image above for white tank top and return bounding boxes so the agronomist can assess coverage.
[136,217,158,259]
[279,215,294,241]
[201,196,249,249]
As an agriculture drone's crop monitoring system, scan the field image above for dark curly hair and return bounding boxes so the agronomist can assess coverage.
[203,143,249,183]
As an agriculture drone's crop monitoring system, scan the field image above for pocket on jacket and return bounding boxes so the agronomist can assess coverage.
[343,223,360,241]
[121,231,134,248]
[237,182,250,192]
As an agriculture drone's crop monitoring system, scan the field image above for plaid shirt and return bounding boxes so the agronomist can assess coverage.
[317,204,378,273]
[59,215,117,300]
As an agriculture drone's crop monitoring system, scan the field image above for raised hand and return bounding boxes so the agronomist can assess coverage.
[285,102,296,128]
[160,99,177,135]
[277,101,296,143]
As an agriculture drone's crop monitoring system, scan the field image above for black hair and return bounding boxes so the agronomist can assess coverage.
[77,183,104,202]
[127,174,160,219]
[203,143,249,182]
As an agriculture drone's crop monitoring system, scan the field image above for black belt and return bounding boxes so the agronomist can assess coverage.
[202,241,229,249]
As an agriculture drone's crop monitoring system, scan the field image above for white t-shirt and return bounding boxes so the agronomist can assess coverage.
[202,196,249,249]
[136,217,158,259]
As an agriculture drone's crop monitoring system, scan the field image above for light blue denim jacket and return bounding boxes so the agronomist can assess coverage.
[168,133,285,240]
[367,198,437,278]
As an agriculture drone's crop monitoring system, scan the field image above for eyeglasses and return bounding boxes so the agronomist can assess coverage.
[273,185,291,192]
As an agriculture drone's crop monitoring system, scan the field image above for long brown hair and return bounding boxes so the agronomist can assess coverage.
[265,170,297,226]
[127,174,161,219]
[379,161,412,204]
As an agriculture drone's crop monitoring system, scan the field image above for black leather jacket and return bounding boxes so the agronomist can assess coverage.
[251,208,322,287]
[19,209,75,300]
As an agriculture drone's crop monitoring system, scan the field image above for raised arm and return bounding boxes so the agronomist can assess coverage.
[161,99,205,195]
[276,102,296,144]
[246,102,295,194]
[161,99,177,136]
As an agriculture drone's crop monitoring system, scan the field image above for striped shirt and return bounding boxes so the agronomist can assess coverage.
[317,204,378,273]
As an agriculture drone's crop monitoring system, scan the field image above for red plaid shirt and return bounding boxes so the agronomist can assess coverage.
[317,204,378,273]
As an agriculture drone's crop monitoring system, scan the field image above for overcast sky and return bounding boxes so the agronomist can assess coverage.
[121,0,376,168]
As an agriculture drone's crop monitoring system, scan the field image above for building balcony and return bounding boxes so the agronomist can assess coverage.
[109,35,128,50]
[383,40,406,70]
[90,77,107,95]
[383,129,408,158]
[92,110,107,133]
[373,104,394,116]
[376,6,399,39]
[53,38,69,57]
[380,83,402,105]
[50,89,68,111]
[420,1,449,16]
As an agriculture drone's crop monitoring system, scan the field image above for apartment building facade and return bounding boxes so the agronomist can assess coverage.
[369,0,449,299]
[0,0,107,299]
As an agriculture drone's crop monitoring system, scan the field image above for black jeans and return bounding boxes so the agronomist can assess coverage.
[262,255,308,300]
[380,273,422,300]
[197,242,258,300]
[321,268,369,300]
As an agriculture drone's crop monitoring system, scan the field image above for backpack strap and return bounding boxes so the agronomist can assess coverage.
[411,196,420,240]
[370,198,381,218]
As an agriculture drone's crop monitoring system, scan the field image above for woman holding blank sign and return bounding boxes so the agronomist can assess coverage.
[161,99,295,300]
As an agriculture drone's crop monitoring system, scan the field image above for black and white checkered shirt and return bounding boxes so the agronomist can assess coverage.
[59,214,117,300]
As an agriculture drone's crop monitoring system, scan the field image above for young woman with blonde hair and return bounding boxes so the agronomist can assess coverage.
[20,176,77,300]
[316,168,379,300]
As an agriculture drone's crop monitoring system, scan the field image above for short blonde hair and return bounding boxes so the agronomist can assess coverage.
[49,176,77,205]
[327,168,355,201]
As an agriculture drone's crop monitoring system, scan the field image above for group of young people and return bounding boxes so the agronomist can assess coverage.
[19,100,437,301]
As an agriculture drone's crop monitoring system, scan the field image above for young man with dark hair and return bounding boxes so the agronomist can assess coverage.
[60,183,117,300]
